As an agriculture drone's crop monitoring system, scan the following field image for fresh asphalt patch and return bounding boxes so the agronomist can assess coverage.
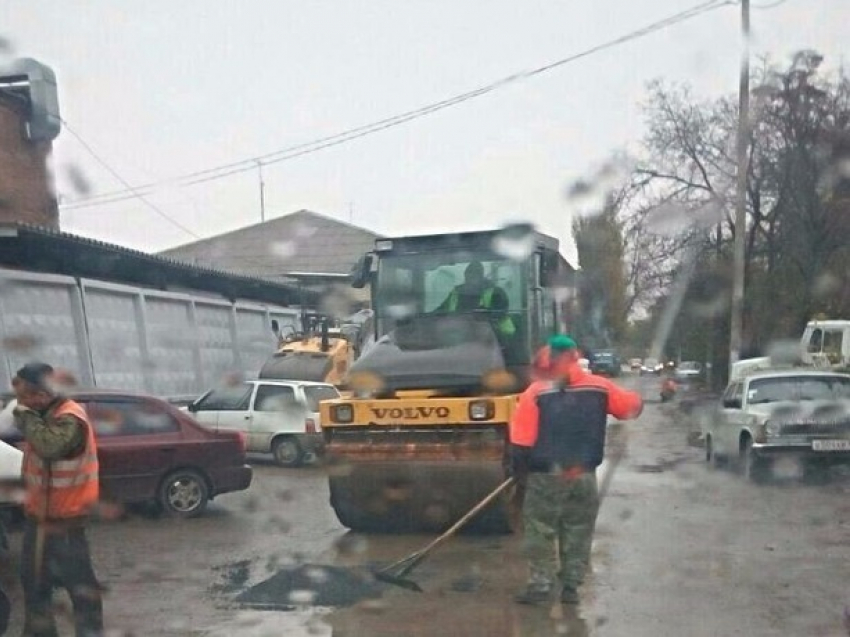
[235,564,386,609]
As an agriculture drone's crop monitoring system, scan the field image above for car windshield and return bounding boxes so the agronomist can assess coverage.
[748,376,850,405]
[374,250,525,334]
[303,385,340,412]
[3,3,848,635]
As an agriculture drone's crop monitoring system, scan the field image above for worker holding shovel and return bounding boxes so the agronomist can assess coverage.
[510,335,642,606]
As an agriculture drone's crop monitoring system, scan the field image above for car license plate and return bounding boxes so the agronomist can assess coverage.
[812,439,850,451]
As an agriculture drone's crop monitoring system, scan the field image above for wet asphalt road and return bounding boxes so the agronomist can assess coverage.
[5,374,850,636]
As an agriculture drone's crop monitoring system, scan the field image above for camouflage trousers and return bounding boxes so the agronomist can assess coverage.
[521,471,600,590]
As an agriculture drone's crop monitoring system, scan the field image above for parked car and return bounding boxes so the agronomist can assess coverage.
[589,350,622,377]
[0,411,23,549]
[187,380,340,467]
[675,361,703,382]
[641,358,664,376]
[1,393,252,517]
[629,358,643,371]
[703,368,850,482]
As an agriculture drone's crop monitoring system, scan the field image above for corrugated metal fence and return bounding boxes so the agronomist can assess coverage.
[0,268,300,400]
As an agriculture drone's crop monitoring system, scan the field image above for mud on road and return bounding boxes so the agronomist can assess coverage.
[5,376,850,636]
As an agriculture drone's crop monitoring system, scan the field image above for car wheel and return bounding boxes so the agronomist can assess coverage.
[158,469,209,518]
[740,438,769,483]
[272,436,304,468]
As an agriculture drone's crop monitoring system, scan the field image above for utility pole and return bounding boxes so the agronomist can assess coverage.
[729,0,751,376]
[256,161,266,223]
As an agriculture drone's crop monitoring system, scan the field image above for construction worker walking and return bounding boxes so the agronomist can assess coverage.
[510,335,642,606]
[12,362,104,636]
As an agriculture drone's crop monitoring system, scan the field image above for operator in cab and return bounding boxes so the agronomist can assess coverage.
[435,260,516,339]
[510,335,643,607]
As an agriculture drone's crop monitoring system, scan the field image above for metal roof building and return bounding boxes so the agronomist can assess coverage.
[159,209,383,282]
[0,222,313,306]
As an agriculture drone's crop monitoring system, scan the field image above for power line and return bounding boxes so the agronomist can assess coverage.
[62,0,732,211]
[60,119,201,238]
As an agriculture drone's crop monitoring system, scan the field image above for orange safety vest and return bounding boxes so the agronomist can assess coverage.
[22,399,99,520]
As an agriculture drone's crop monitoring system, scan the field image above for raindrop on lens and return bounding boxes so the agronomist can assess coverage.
[305,567,329,584]
[386,303,415,319]
[270,241,297,259]
[491,223,536,262]
[288,589,317,605]
[65,164,93,196]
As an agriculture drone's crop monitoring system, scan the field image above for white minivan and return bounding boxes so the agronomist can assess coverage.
[186,380,339,467]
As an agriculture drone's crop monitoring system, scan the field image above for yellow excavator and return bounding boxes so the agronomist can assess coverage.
[259,311,373,386]
[320,226,574,532]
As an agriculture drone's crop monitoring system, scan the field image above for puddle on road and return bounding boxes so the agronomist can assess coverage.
[236,564,385,609]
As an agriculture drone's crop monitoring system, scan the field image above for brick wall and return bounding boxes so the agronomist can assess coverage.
[0,95,58,229]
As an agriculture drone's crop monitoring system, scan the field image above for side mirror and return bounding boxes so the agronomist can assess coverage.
[187,403,199,413]
[351,253,373,289]
[722,398,742,410]
[271,319,280,336]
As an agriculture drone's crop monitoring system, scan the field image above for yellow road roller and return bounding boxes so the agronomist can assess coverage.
[320,226,575,533]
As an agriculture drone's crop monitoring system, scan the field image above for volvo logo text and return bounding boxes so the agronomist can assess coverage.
[371,407,451,419]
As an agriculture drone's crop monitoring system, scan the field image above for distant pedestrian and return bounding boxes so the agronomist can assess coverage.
[510,335,642,606]
[12,362,103,636]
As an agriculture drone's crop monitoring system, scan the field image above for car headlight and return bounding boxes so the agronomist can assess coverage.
[332,404,354,423]
[764,419,780,437]
[469,400,494,421]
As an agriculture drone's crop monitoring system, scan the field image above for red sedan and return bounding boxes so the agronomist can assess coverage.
[2,392,252,518]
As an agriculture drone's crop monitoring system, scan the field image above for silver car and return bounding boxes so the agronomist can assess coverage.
[703,369,850,481]
[675,361,702,381]
[187,380,340,467]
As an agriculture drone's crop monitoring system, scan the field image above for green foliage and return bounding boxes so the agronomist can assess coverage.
[573,193,628,348]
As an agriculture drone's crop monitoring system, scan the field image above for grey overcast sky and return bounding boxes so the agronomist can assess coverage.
[2,0,847,261]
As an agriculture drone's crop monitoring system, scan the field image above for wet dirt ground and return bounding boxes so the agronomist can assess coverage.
[5,375,850,636]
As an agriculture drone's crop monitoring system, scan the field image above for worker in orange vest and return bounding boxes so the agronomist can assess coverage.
[12,362,103,637]
[511,336,643,606]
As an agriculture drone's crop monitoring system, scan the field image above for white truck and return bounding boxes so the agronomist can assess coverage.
[801,319,850,368]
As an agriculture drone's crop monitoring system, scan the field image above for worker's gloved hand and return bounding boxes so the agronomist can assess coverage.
[508,444,531,479]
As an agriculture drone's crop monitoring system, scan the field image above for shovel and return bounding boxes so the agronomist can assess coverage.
[373,477,515,592]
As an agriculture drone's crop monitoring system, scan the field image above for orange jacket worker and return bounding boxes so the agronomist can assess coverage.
[13,362,104,637]
[511,336,642,606]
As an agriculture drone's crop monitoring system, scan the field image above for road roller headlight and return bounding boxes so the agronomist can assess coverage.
[347,370,385,398]
[332,404,354,423]
[469,400,494,421]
